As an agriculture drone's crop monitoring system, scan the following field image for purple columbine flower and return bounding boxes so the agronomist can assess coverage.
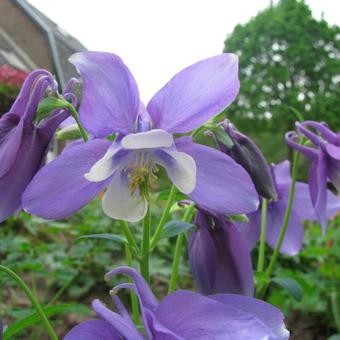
[189,209,254,296]
[64,266,289,340]
[236,161,340,255]
[286,121,340,230]
[23,51,259,222]
[0,70,74,222]
[217,120,277,201]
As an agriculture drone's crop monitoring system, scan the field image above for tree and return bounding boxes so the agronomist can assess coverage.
[223,0,340,161]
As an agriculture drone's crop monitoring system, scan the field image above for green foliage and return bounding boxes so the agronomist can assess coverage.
[223,0,340,162]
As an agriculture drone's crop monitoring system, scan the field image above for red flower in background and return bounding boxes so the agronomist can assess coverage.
[0,64,28,88]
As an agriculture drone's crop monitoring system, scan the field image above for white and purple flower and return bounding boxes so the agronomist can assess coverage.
[23,52,259,222]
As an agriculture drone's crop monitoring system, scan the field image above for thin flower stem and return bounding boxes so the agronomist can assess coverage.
[150,185,177,250]
[0,265,58,340]
[168,204,195,293]
[266,150,300,277]
[121,221,138,252]
[125,243,141,325]
[257,198,268,272]
[140,206,151,283]
[168,233,184,294]
[67,104,88,142]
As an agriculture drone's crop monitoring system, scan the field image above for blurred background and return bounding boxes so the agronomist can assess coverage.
[0,0,339,339]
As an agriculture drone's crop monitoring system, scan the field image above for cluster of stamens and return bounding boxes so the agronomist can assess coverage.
[127,152,158,196]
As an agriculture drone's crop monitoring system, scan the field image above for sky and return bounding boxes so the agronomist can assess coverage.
[28,0,339,101]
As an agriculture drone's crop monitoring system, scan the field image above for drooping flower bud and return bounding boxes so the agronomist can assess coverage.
[216,120,277,201]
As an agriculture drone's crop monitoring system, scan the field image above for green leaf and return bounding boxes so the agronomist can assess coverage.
[76,233,127,244]
[160,220,195,239]
[56,123,82,141]
[36,97,70,121]
[4,303,90,339]
[327,335,340,340]
[229,214,249,223]
[272,277,303,302]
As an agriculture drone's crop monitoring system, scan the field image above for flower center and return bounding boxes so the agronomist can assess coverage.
[127,152,158,196]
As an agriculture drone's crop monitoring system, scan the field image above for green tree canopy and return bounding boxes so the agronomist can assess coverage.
[223,0,339,161]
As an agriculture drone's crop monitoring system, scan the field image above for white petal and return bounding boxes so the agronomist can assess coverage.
[85,144,122,182]
[156,150,196,194]
[121,129,173,149]
[102,171,148,222]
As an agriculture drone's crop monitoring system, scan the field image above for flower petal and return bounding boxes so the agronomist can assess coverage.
[0,114,23,178]
[235,212,261,251]
[273,160,292,186]
[121,129,173,149]
[176,137,259,215]
[156,290,280,340]
[64,319,120,340]
[102,170,147,222]
[189,213,217,294]
[85,143,130,182]
[70,52,140,137]
[147,54,239,133]
[92,300,143,340]
[22,139,111,219]
[210,294,289,340]
[266,201,303,256]
[154,149,196,194]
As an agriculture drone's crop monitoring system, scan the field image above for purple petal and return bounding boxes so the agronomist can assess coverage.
[189,213,217,294]
[147,54,239,133]
[326,146,340,192]
[210,294,289,340]
[273,160,291,186]
[293,182,316,221]
[105,266,158,311]
[64,319,120,340]
[214,218,254,296]
[266,201,303,256]
[70,52,140,137]
[92,300,143,340]
[190,211,254,296]
[235,212,261,251]
[0,129,49,222]
[0,114,23,178]
[309,150,328,231]
[156,290,282,339]
[22,139,112,219]
[176,137,259,215]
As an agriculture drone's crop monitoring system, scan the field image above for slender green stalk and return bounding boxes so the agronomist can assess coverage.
[67,104,88,142]
[121,221,138,252]
[0,265,58,340]
[150,185,177,249]
[140,207,151,283]
[125,244,141,325]
[266,150,300,277]
[168,234,184,293]
[257,198,268,272]
[168,204,195,293]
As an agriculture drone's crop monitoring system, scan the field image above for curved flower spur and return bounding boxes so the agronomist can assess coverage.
[64,266,289,340]
[286,121,340,231]
[0,70,76,222]
[23,51,259,222]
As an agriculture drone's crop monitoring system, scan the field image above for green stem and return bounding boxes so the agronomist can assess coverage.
[125,244,141,325]
[121,221,138,253]
[168,234,184,293]
[140,206,151,283]
[67,104,88,142]
[257,198,268,272]
[266,150,300,277]
[168,204,195,293]
[150,185,177,249]
[0,265,58,340]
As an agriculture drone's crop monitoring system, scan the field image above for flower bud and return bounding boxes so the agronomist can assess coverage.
[217,120,277,201]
